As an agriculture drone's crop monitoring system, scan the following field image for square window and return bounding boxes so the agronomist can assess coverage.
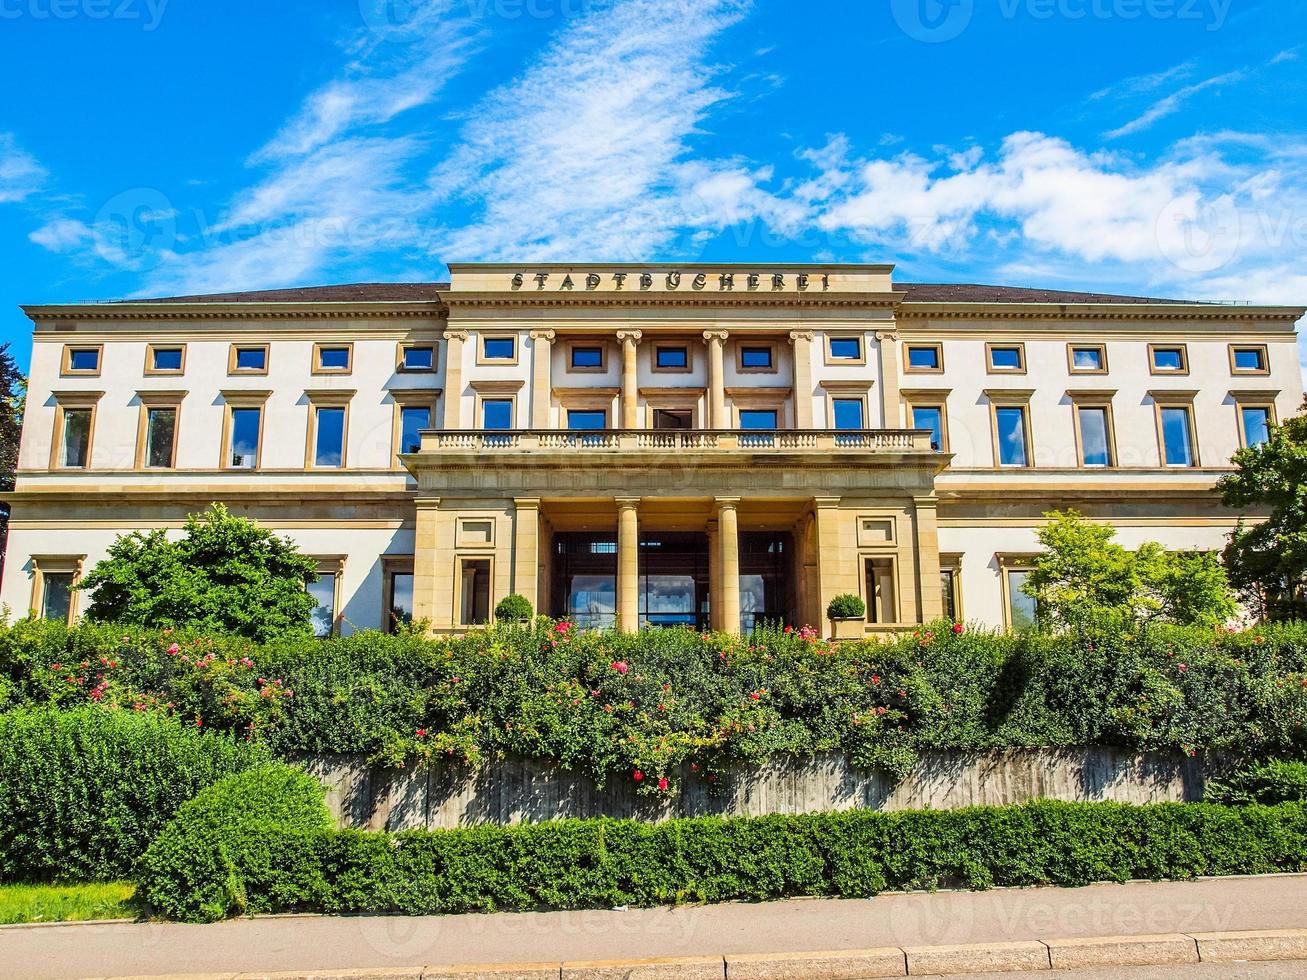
[234,347,267,372]
[656,346,689,370]
[994,406,1029,466]
[907,345,941,371]
[67,348,100,373]
[1151,347,1186,372]
[228,407,261,468]
[1160,406,1194,466]
[145,407,177,469]
[1070,347,1104,372]
[571,346,604,369]
[313,406,346,467]
[567,409,607,430]
[1232,347,1267,373]
[317,346,351,371]
[482,399,514,430]
[150,347,184,372]
[483,337,515,360]
[399,405,431,455]
[832,398,864,430]
[912,405,945,451]
[740,346,773,369]
[988,346,1024,371]
[739,409,778,430]
[828,337,862,360]
[1241,406,1271,448]
[401,345,435,371]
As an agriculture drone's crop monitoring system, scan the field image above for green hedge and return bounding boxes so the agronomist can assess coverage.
[141,797,1307,922]
[1207,759,1307,805]
[0,707,267,882]
[3,617,1307,792]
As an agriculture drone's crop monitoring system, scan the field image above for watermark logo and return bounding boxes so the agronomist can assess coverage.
[892,0,1232,40]
[891,0,974,43]
[358,0,424,42]
[359,0,591,40]
[0,0,169,31]
[1156,194,1241,274]
[94,187,176,271]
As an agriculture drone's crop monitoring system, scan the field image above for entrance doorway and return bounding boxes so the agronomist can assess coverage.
[639,532,709,629]
[740,531,795,631]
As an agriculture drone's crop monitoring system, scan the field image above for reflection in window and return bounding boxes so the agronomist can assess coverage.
[739,410,778,430]
[656,346,688,369]
[989,346,1023,370]
[1006,569,1037,630]
[1077,407,1112,467]
[1152,348,1185,372]
[41,573,73,623]
[1241,407,1271,448]
[864,557,896,624]
[402,346,435,371]
[912,405,944,451]
[151,347,183,372]
[567,410,607,430]
[314,407,346,467]
[571,346,603,369]
[399,406,431,455]
[832,398,864,430]
[388,572,414,632]
[740,346,773,369]
[1233,347,1266,372]
[829,337,861,360]
[308,574,336,638]
[234,347,267,371]
[483,337,515,360]
[995,406,1029,467]
[229,407,261,468]
[61,409,91,468]
[940,568,958,621]
[145,407,177,468]
[1071,347,1103,371]
[907,345,940,370]
[68,348,100,372]
[482,399,513,430]
[1160,406,1194,466]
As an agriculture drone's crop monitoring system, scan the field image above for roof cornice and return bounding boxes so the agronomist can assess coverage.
[896,301,1305,322]
[22,302,448,322]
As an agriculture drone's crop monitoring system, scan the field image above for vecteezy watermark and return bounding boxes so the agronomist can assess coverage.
[892,0,1232,42]
[94,187,177,271]
[0,0,169,31]
[1155,195,1242,274]
[359,0,590,41]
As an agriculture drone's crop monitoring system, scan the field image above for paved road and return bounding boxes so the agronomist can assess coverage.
[2,875,1305,980]
[951,965,1307,979]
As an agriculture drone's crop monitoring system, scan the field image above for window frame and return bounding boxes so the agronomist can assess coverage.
[824,334,866,366]
[1066,343,1108,375]
[820,380,874,431]
[392,391,441,465]
[60,344,103,378]
[861,553,901,626]
[219,389,272,470]
[1230,389,1279,450]
[304,389,354,469]
[458,556,495,627]
[228,344,270,376]
[49,390,103,471]
[28,554,86,625]
[1229,344,1270,377]
[134,390,186,470]
[998,554,1039,631]
[478,334,519,365]
[567,342,608,373]
[903,342,944,375]
[736,341,778,374]
[652,343,693,374]
[985,342,1027,375]
[312,342,354,376]
[396,341,438,374]
[1148,343,1189,376]
[986,389,1035,468]
[307,555,346,638]
[1067,390,1118,469]
[144,343,187,376]
[939,553,964,623]
[381,555,415,634]
[1149,390,1201,468]
[471,380,524,431]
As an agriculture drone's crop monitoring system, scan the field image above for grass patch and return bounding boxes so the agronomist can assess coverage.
[0,882,139,925]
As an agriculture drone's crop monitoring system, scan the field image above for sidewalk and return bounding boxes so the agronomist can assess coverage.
[3,874,1306,980]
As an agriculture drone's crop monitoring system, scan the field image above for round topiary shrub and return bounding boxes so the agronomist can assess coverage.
[0,707,267,882]
[827,594,866,620]
[494,593,534,623]
[142,762,332,922]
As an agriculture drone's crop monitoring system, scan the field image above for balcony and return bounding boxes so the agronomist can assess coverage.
[417,428,936,454]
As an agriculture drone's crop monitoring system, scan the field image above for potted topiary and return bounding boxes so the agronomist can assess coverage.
[827,593,867,641]
[494,593,533,624]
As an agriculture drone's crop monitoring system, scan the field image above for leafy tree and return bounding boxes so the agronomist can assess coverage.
[77,503,320,641]
[1218,399,1307,621]
[0,344,26,577]
[1023,510,1235,629]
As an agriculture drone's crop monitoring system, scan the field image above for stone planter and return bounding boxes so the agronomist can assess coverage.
[830,617,865,641]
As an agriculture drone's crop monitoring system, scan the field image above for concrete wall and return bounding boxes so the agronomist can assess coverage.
[303,748,1208,831]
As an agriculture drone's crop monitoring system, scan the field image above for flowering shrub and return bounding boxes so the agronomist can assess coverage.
[2,617,1306,797]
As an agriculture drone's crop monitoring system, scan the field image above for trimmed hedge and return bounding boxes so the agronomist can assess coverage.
[1207,759,1307,805]
[142,797,1307,922]
[0,707,267,882]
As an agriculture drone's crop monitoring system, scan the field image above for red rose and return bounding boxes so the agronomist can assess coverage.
[658,777,669,791]
[416,728,427,738]
[1178,664,1188,673]
[167,643,180,655]
[633,770,644,782]
[952,623,964,635]
[611,661,629,675]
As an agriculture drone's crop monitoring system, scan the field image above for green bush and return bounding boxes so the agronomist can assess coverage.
[141,799,1307,921]
[494,594,534,622]
[1207,759,1307,805]
[0,707,267,882]
[826,594,866,619]
[141,763,330,922]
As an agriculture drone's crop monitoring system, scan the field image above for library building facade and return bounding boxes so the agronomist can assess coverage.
[3,263,1302,636]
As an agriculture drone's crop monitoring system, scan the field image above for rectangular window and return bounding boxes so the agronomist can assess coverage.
[482,399,513,430]
[387,572,414,632]
[1076,406,1112,467]
[987,344,1025,372]
[832,398,864,430]
[482,337,515,360]
[567,409,607,430]
[400,345,435,372]
[1069,345,1106,373]
[1160,406,1195,466]
[1150,346,1187,373]
[940,568,958,622]
[995,406,1029,467]
[228,407,261,468]
[149,346,184,373]
[313,406,346,467]
[145,407,178,469]
[828,337,862,361]
[315,345,351,372]
[739,409,778,430]
[911,405,945,451]
[41,573,74,623]
[740,346,774,370]
[655,345,689,370]
[60,409,92,468]
[308,574,336,638]
[864,557,896,624]
[232,346,268,373]
[399,405,431,455]
[1006,568,1037,630]
[64,347,101,374]
[906,344,942,372]
[1231,345,1268,374]
[570,346,604,370]
[461,559,491,626]
[1241,406,1271,448]
[653,409,692,430]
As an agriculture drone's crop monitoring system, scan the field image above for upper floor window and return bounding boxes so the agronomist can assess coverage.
[991,402,1031,467]
[481,336,517,362]
[482,398,514,430]
[1230,344,1269,375]
[654,345,690,371]
[832,398,865,430]
[311,406,347,468]
[1074,405,1114,467]
[910,404,946,452]
[398,405,431,455]
[314,344,353,374]
[653,408,692,430]
[143,406,179,469]
[986,343,1026,373]
[1068,345,1107,374]
[567,409,607,430]
[739,409,778,430]
[570,345,605,370]
[1240,406,1272,448]
[905,344,943,373]
[827,336,863,363]
[226,406,262,469]
[58,408,92,468]
[1156,403,1197,467]
[1149,345,1188,374]
[229,344,269,374]
[147,345,185,375]
[738,344,775,371]
[62,345,102,376]
[398,343,436,373]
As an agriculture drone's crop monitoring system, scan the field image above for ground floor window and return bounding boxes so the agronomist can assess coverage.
[940,566,960,621]
[640,532,709,628]
[551,533,617,629]
[740,532,794,632]
[460,559,492,626]
[864,556,897,624]
[383,558,414,633]
[41,573,74,623]
[30,556,84,625]
[1003,566,1037,630]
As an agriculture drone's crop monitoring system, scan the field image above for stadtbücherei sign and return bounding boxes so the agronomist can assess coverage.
[510,271,833,292]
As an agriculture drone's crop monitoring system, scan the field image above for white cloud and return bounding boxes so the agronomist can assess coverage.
[29,218,93,252]
[1105,68,1246,139]
[0,134,47,204]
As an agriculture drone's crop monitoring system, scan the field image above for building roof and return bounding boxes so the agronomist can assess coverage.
[123,280,1191,306]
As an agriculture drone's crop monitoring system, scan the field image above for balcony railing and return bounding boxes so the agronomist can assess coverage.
[417,429,936,453]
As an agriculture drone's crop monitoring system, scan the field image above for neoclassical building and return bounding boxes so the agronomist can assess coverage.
[3,263,1302,636]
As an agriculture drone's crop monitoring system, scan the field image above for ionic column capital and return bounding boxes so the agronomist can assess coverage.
[714,495,741,512]
[702,330,729,344]
[788,330,814,344]
[615,496,642,511]
[616,329,644,345]
[442,329,469,343]
[529,329,556,343]
[875,329,900,343]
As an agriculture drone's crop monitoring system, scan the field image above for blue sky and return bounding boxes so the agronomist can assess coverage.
[1,0,1304,375]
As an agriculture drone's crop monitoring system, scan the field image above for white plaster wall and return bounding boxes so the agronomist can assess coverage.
[810,328,880,428]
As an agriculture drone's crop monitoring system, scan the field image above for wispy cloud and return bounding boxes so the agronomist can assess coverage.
[1105,68,1246,139]
[0,134,47,205]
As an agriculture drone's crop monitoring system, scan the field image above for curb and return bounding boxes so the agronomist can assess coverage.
[76,927,1307,979]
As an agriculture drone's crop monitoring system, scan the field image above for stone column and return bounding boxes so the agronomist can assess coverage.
[616,497,640,633]
[914,494,944,622]
[513,497,541,614]
[876,329,902,428]
[703,330,729,428]
[813,496,844,632]
[616,329,643,429]
[716,497,741,635]
[706,518,720,632]
[412,497,440,628]
[788,330,815,429]
[529,330,555,429]
[440,330,468,428]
